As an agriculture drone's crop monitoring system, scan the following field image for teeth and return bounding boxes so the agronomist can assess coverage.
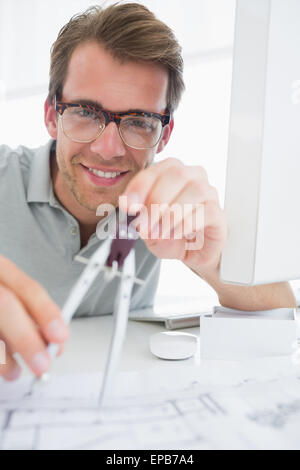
[88,168,122,178]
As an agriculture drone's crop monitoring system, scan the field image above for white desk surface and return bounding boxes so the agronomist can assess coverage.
[50,314,201,375]
[4,306,300,450]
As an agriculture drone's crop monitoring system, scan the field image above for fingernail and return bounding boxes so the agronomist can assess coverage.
[30,352,50,374]
[4,365,22,381]
[46,319,69,341]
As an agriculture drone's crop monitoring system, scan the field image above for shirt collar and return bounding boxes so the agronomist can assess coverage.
[26,140,55,203]
[26,140,122,244]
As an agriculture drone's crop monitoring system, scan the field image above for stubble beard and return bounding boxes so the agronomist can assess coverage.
[56,148,107,213]
[54,145,153,215]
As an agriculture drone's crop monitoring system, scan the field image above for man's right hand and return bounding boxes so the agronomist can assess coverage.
[0,256,69,381]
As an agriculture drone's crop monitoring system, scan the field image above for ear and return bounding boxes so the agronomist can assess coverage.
[156,118,174,154]
[44,96,58,139]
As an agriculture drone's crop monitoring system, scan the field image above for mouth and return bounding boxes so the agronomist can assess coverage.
[80,164,129,187]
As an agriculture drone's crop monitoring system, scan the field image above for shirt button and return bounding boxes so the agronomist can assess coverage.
[71,226,78,236]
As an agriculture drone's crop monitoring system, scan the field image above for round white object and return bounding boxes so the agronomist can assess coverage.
[149,331,198,360]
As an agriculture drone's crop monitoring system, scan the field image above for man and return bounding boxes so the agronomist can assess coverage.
[0,3,295,382]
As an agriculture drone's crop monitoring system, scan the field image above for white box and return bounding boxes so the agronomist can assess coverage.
[200,307,297,360]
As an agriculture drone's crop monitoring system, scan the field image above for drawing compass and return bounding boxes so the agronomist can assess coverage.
[26,214,142,404]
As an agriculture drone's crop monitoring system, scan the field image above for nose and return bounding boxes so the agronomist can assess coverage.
[89,122,126,159]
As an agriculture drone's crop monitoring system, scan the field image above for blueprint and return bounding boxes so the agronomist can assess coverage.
[1,358,300,450]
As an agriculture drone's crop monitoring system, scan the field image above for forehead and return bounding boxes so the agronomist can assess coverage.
[62,41,168,113]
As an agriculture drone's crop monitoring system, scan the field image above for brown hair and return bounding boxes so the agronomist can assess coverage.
[48,2,184,114]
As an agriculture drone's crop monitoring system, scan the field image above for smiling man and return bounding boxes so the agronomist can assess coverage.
[46,40,172,245]
[0,3,295,382]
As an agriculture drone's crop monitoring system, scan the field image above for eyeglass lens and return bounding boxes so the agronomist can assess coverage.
[61,106,163,149]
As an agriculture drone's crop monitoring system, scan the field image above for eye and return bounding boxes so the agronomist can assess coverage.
[134,119,151,129]
[78,109,98,119]
[122,117,154,132]
[70,107,99,121]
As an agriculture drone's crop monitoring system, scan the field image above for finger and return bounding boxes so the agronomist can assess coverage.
[159,200,206,241]
[0,256,69,344]
[155,204,194,240]
[0,343,22,382]
[149,181,215,240]
[131,167,211,239]
[187,202,227,267]
[154,177,215,239]
[144,237,186,260]
[156,205,205,253]
[57,343,64,357]
[203,201,227,243]
[183,205,205,238]
[172,204,205,246]
[120,158,185,210]
[0,285,51,377]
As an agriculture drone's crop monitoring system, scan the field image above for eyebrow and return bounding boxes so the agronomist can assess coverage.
[75,98,104,108]
[68,98,157,115]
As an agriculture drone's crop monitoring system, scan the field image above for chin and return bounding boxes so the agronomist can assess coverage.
[81,194,119,213]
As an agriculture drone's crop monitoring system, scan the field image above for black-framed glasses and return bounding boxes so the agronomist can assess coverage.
[55,101,170,150]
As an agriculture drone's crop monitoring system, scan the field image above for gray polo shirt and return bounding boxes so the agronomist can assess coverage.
[0,140,160,317]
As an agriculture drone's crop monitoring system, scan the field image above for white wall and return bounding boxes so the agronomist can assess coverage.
[0,0,235,96]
